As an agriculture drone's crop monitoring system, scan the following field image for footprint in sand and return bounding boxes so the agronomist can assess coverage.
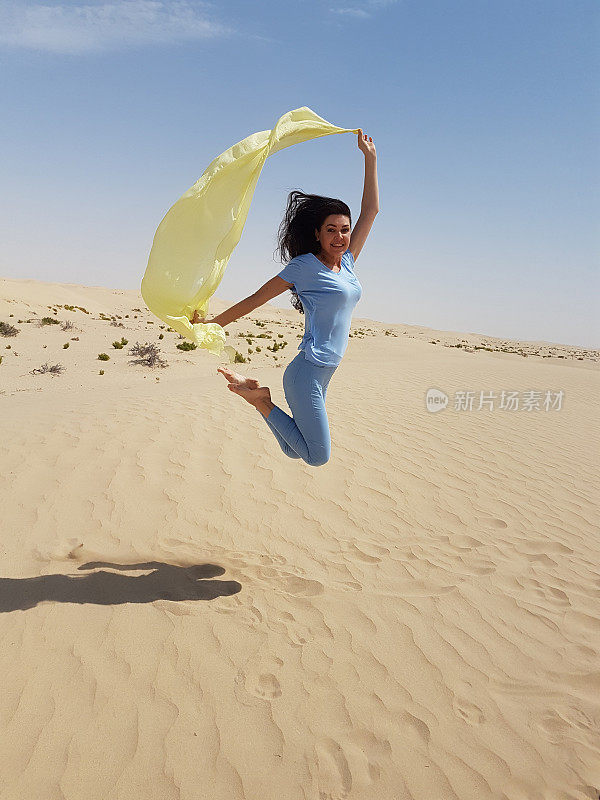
[254,673,282,699]
[236,657,284,701]
[34,538,86,562]
[275,574,324,597]
[478,516,508,529]
[314,736,381,799]
[452,696,484,725]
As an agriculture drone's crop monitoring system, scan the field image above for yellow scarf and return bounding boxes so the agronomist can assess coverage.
[141,107,359,363]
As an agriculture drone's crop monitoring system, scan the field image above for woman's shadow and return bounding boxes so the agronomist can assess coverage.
[0,561,241,613]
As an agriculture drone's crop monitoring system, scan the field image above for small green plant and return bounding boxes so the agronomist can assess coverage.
[234,351,247,363]
[63,343,69,349]
[99,369,105,375]
[158,333,164,339]
[40,316,60,326]
[176,341,197,351]
[98,353,110,361]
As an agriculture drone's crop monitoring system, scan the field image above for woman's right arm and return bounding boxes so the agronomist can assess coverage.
[199,276,293,328]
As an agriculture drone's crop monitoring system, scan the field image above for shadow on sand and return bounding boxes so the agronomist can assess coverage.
[0,561,242,612]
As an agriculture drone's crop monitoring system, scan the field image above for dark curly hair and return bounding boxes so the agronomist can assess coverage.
[274,190,352,314]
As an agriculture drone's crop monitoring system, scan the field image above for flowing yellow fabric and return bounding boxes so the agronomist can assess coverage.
[141,107,359,363]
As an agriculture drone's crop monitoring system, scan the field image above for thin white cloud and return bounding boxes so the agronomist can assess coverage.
[0,0,234,54]
[330,8,370,18]
[329,0,398,19]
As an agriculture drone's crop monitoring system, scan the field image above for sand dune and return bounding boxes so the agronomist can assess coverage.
[1,277,599,800]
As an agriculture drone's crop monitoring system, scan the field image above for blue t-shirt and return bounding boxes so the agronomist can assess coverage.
[277,249,362,367]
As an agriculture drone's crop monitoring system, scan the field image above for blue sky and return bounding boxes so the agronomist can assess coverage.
[1,0,598,347]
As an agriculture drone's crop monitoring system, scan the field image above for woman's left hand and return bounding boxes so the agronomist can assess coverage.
[358,128,376,159]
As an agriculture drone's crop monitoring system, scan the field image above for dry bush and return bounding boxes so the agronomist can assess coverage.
[0,321,19,337]
[31,362,65,376]
[128,342,168,368]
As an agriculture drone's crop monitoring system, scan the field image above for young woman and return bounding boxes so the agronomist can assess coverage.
[193,129,379,466]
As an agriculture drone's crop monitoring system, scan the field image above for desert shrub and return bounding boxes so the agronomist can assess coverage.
[99,370,105,375]
[158,333,164,339]
[40,317,60,326]
[63,343,69,349]
[61,320,74,331]
[111,320,125,328]
[233,351,246,363]
[0,321,19,337]
[31,362,64,375]
[176,341,197,351]
[128,342,168,368]
[98,353,110,361]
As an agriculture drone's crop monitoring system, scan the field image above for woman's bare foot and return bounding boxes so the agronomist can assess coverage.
[217,366,260,390]
[227,385,272,407]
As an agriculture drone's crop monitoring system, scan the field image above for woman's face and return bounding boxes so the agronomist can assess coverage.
[315,214,351,258]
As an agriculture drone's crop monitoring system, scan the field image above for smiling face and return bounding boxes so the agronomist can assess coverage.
[315,214,351,261]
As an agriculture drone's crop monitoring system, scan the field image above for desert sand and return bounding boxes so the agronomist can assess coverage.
[0,275,599,800]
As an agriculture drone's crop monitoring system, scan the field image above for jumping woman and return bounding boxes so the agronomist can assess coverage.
[192,129,379,466]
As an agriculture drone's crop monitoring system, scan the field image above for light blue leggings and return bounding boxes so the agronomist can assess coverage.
[258,351,338,467]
